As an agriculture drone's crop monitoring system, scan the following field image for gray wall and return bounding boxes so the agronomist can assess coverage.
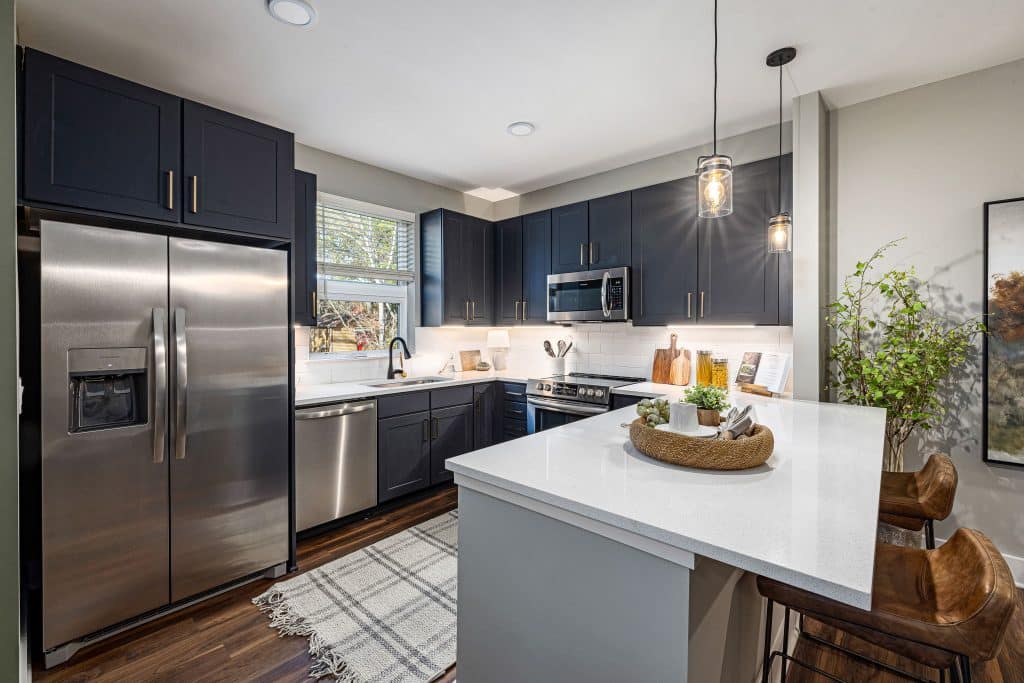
[493,123,791,219]
[1,0,22,678]
[830,58,1024,571]
[295,143,493,220]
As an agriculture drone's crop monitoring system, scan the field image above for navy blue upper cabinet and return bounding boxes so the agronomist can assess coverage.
[292,170,317,326]
[521,211,552,323]
[421,209,493,326]
[587,191,631,269]
[494,217,524,325]
[182,101,294,239]
[22,49,181,222]
[550,202,589,273]
[631,178,699,326]
[697,155,789,325]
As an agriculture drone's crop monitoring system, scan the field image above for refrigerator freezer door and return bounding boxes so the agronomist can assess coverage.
[40,222,170,650]
[168,237,289,601]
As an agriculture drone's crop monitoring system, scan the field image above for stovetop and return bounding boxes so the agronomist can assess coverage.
[526,372,645,406]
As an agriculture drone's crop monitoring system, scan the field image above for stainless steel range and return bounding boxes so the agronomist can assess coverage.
[526,372,644,433]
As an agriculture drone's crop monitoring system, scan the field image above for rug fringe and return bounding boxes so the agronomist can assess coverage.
[253,588,363,682]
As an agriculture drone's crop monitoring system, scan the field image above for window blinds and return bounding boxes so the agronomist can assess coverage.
[316,196,415,283]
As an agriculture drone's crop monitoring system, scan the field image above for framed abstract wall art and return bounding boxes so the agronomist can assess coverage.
[983,197,1024,466]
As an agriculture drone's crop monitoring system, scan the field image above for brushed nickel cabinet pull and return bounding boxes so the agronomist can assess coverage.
[422,419,429,442]
[523,299,528,320]
[580,243,586,267]
[471,300,477,319]
[700,291,706,318]
[514,300,521,321]
[312,291,318,318]
[589,241,595,265]
[687,292,693,319]
[431,417,439,440]
[190,175,198,213]
[166,170,174,210]
[465,300,470,321]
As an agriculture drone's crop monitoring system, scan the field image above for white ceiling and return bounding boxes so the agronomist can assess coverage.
[17,0,1024,196]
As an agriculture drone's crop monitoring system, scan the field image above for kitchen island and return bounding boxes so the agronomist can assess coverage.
[447,392,886,682]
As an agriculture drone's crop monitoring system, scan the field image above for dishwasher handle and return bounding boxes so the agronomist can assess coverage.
[296,401,376,420]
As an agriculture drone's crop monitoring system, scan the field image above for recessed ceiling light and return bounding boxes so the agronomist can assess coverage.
[507,121,535,137]
[267,0,317,27]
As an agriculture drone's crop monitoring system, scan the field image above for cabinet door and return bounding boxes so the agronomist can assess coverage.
[473,383,498,450]
[697,157,781,325]
[631,178,699,326]
[378,411,432,503]
[775,155,794,325]
[522,211,552,323]
[588,191,631,269]
[430,403,474,485]
[441,211,469,324]
[551,202,589,274]
[292,170,317,326]
[465,215,494,325]
[494,217,523,325]
[23,49,181,222]
[182,100,294,239]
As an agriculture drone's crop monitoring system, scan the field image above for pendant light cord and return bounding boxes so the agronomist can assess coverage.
[713,0,718,155]
[777,64,782,207]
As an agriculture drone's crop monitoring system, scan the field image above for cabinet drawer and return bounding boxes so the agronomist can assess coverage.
[503,419,527,440]
[502,382,527,403]
[430,385,474,409]
[377,390,430,419]
[503,402,527,420]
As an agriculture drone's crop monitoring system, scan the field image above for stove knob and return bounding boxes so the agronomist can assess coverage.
[580,388,591,397]
[594,389,604,398]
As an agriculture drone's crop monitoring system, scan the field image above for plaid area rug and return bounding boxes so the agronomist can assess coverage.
[254,512,458,683]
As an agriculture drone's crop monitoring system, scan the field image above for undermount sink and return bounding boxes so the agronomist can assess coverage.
[364,376,451,388]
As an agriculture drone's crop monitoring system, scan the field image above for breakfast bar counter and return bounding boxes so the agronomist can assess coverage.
[447,393,886,682]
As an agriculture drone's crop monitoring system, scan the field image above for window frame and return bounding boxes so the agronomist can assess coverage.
[311,192,418,360]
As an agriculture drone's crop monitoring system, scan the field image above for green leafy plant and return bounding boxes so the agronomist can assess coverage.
[682,385,730,412]
[827,240,985,471]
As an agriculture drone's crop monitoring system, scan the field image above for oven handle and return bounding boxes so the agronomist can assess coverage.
[600,271,611,318]
[527,396,608,416]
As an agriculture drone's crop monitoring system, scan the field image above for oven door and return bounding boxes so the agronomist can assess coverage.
[527,396,608,434]
[547,267,629,322]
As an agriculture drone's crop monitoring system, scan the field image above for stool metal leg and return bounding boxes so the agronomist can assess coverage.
[762,599,773,683]
[959,656,972,683]
[925,519,936,550]
[781,607,791,682]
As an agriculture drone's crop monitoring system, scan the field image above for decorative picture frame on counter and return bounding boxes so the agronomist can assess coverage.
[983,197,1024,467]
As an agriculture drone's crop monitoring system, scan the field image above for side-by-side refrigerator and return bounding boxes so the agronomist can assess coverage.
[38,220,289,664]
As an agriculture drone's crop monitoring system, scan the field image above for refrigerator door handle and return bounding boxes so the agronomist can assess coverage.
[173,307,188,460]
[152,308,168,464]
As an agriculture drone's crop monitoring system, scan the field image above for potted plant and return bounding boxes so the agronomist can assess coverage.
[827,240,985,472]
[682,385,729,427]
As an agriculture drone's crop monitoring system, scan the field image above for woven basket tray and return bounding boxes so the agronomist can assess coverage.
[628,418,774,471]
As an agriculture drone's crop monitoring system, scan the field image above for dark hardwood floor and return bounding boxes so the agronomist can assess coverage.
[35,486,459,683]
[33,483,1023,682]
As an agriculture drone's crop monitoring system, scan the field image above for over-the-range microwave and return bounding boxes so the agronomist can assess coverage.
[547,267,629,322]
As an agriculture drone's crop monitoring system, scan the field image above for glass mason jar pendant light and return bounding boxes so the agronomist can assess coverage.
[697,0,732,218]
[766,47,796,253]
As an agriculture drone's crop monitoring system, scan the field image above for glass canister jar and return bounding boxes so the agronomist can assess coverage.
[695,350,713,386]
[711,356,730,390]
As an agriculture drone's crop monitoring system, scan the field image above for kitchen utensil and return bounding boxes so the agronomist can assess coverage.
[543,340,556,358]
[651,333,682,384]
[669,349,691,386]
[459,350,481,371]
[557,340,567,357]
[561,341,573,357]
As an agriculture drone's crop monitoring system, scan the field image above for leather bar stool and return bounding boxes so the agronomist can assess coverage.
[879,453,958,549]
[757,528,1015,683]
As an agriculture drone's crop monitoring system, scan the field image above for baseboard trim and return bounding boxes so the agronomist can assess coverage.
[938,537,1024,588]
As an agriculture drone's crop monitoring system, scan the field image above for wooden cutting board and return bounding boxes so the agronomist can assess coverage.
[651,333,682,384]
[669,349,692,386]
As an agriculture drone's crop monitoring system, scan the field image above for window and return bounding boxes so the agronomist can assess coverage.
[309,193,416,357]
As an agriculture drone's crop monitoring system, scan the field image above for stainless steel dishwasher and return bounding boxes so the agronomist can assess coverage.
[295,399,378,532]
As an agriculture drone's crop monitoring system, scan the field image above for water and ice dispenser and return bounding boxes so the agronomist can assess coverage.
[67,348,148,433]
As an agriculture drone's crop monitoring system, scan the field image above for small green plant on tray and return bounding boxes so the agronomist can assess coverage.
[682,385,729,412]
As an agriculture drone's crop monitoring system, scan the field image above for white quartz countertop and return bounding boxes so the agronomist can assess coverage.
[294,371,530,407]
[446,392,886,609]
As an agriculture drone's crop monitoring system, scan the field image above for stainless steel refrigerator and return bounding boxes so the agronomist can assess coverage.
[38,220,289,662]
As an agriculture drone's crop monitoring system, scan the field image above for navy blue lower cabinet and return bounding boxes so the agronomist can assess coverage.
[430,403,474,485]
[22,48,181,222]
[378,411,432,503]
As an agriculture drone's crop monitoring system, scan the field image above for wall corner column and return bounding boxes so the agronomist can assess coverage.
[791,91,830,402]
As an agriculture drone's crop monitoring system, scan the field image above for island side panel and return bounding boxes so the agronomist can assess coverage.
[457,488,691,683]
